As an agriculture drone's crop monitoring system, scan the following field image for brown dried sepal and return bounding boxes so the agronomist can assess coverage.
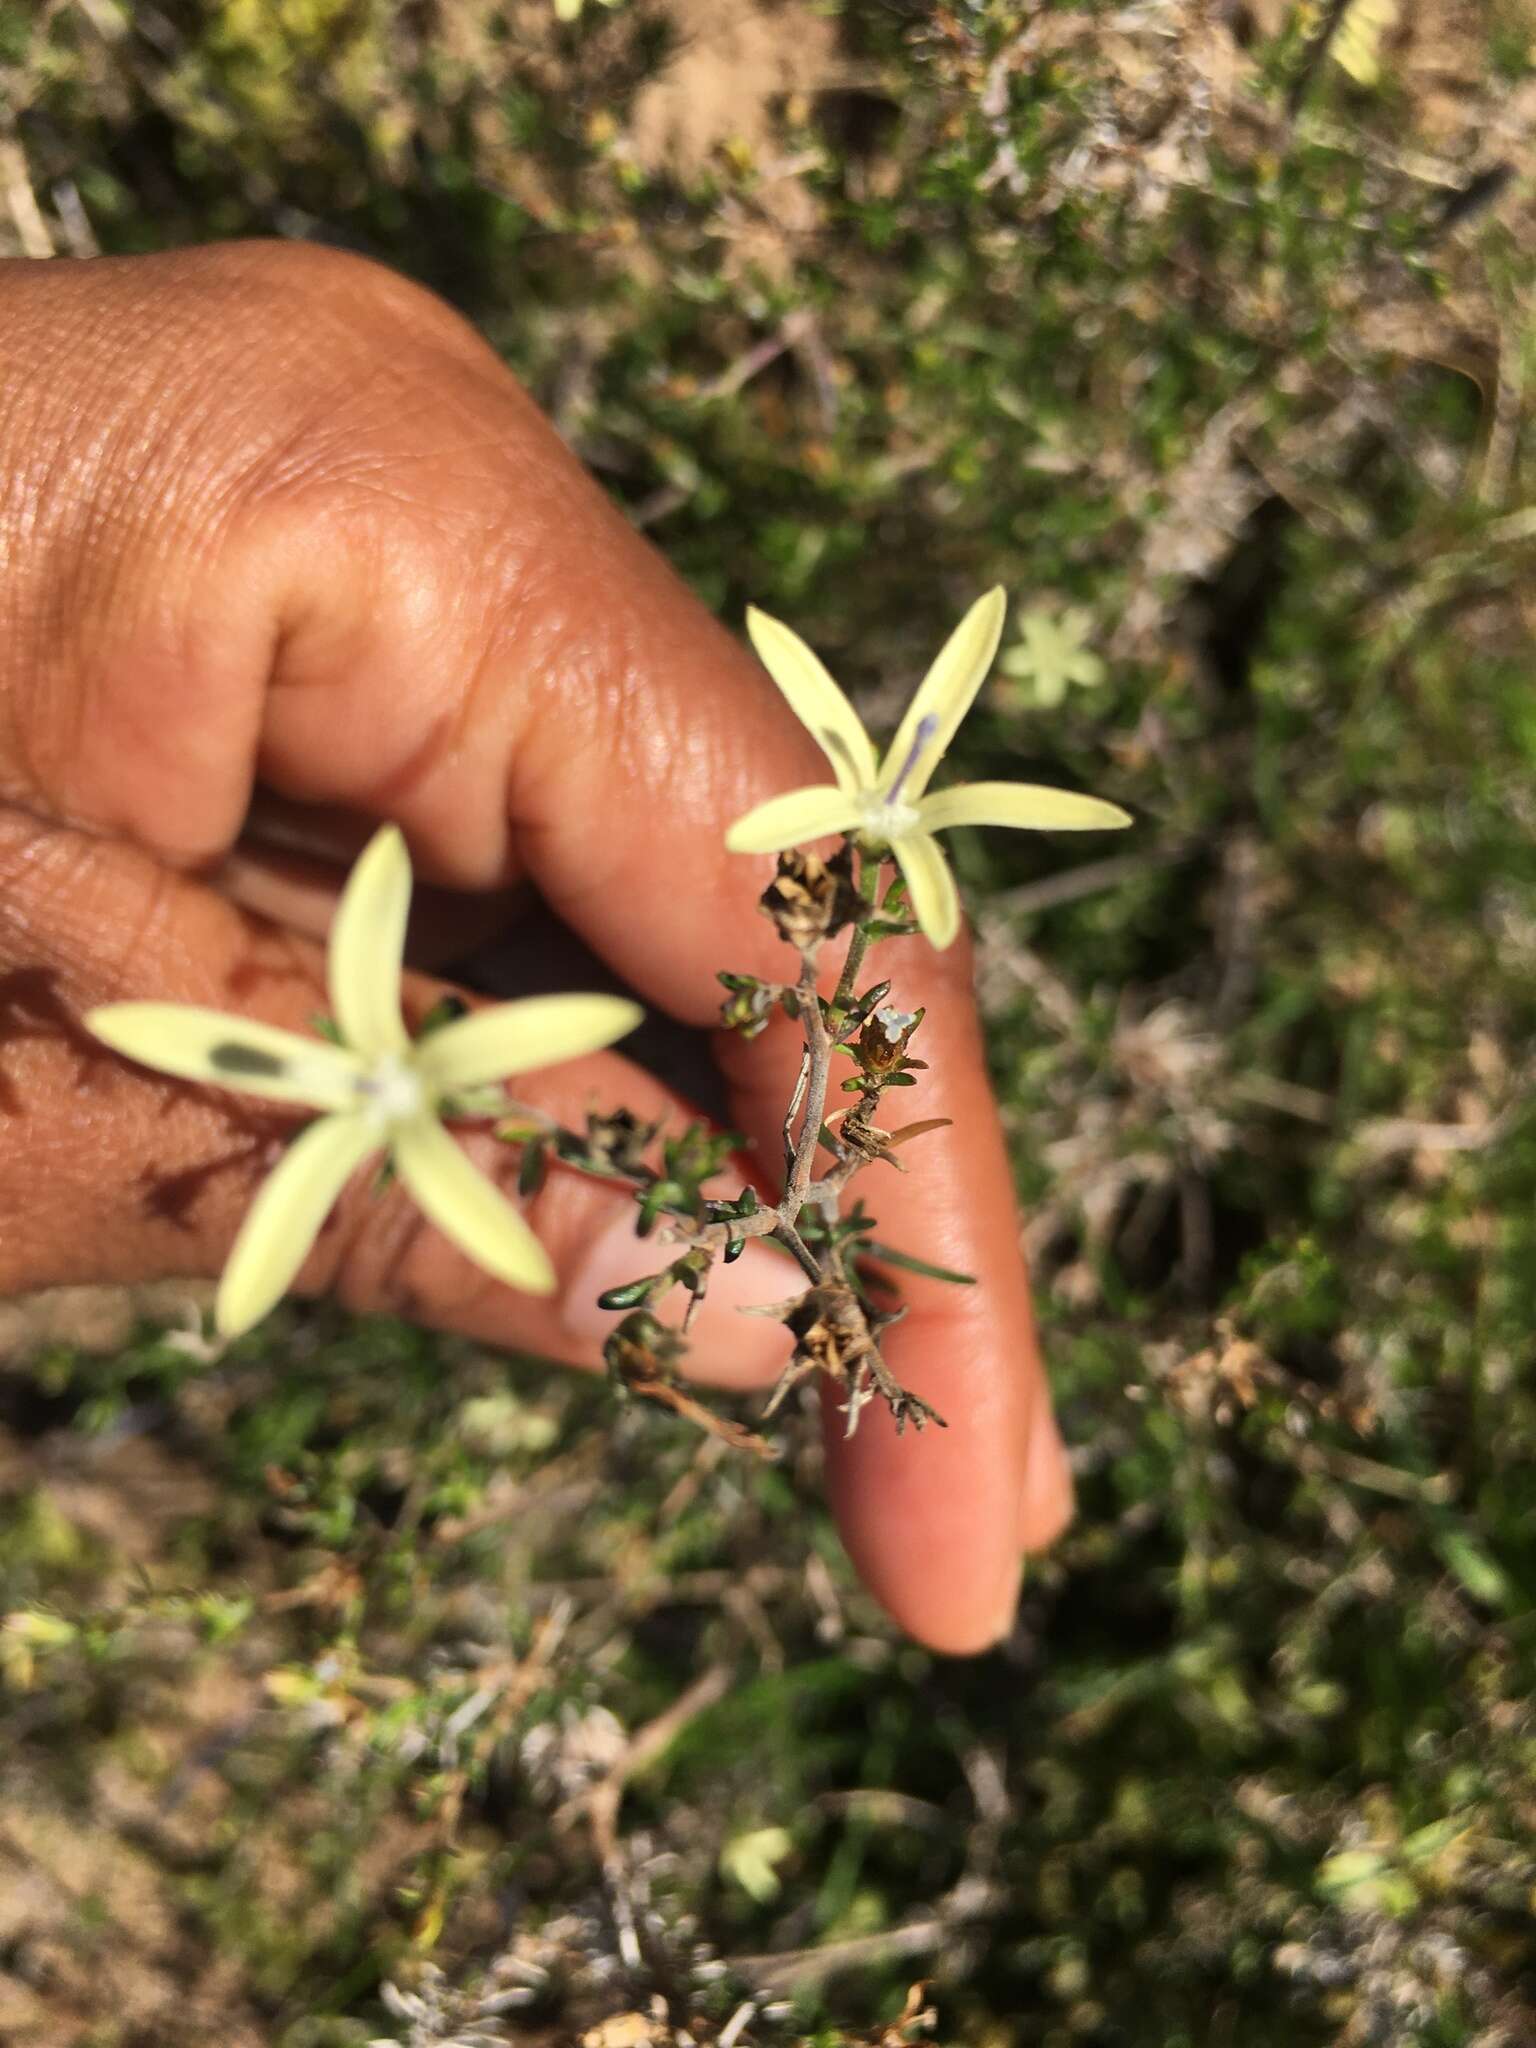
[760,844,859,951]
[834,1110,953,1170]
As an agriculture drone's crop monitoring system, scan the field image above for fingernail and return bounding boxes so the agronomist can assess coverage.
[561,1211,795,1389]
[1019,1405,1075,1552]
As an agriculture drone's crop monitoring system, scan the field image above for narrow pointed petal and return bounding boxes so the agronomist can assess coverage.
[747,607,879,793]
[393,1115,556,1295]
[919,781,1133,834]
[87,1003,363,1111]
[327,823,412,1057]
[893,830,963,951]
[417,994,644,1094]
[879,587,1007,802]
[216,1112,379,1338]
[724,785,865,856]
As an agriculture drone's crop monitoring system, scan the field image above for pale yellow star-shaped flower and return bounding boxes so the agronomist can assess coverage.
[724,588,1131,948]
[999,604,1106,709]
[86,825,641,1341]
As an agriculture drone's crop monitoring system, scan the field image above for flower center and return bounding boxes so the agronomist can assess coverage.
[861,796,920,845]
[354,1053,426,1128]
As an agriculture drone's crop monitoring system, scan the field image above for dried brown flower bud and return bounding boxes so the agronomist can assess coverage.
[583,1108,660,1176]
[784,1282,874,1387]
[856,1002,925,1075]
[603,1309,684,1386]
[760,845,859,951]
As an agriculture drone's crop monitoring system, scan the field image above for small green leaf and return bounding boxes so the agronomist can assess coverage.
[720,1825,794,1903]
[311,1014,347,1047]
[841,979,893,1030]
[597,1275,660,1312]
[863,1240,976,1285]
[518,1138,547,1198]
[1433,1527,1514,1609]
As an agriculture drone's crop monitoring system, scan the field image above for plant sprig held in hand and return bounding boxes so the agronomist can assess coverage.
[522,588,1131,1446]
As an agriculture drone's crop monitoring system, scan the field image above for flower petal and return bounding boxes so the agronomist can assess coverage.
[216,1112,379,1338]
[416,993,644,1094]
[919,781,1132,834]
[746,607,879,794]
[327,823,412,1057]
[724,785,865,856]
[893,830,963,950]
[878,586,1007,801]
[392,1115,556,1295]
[86,1004,363,1111]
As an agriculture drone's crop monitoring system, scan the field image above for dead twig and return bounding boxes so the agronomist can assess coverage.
[575,1663,734,1865]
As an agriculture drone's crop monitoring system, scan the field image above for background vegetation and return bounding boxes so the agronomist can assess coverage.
[2,1,1535,2042]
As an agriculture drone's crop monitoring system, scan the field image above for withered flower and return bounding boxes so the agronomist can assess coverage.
[768,1280,941,1434]
[582,1108,661,1177]
[718,973,781,1038]
[783,1283,875,1388]
[603,1309,686,1387]
[857,1003,925,1076]
[760,844,860,951]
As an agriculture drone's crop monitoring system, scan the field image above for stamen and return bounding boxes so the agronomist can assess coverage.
[354,1055,425,1125]
[885,714,939,805]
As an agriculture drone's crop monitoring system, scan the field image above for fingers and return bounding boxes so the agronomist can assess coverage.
[0,811,792,1388]
[0,240,1069,1650]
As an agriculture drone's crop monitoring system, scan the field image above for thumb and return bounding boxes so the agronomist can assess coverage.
[0,809,794,1388]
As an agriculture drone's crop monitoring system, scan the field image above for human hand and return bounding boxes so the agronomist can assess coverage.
[0,240,1072,1653]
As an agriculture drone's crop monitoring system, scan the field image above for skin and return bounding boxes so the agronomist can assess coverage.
[0,241,1072,1655]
